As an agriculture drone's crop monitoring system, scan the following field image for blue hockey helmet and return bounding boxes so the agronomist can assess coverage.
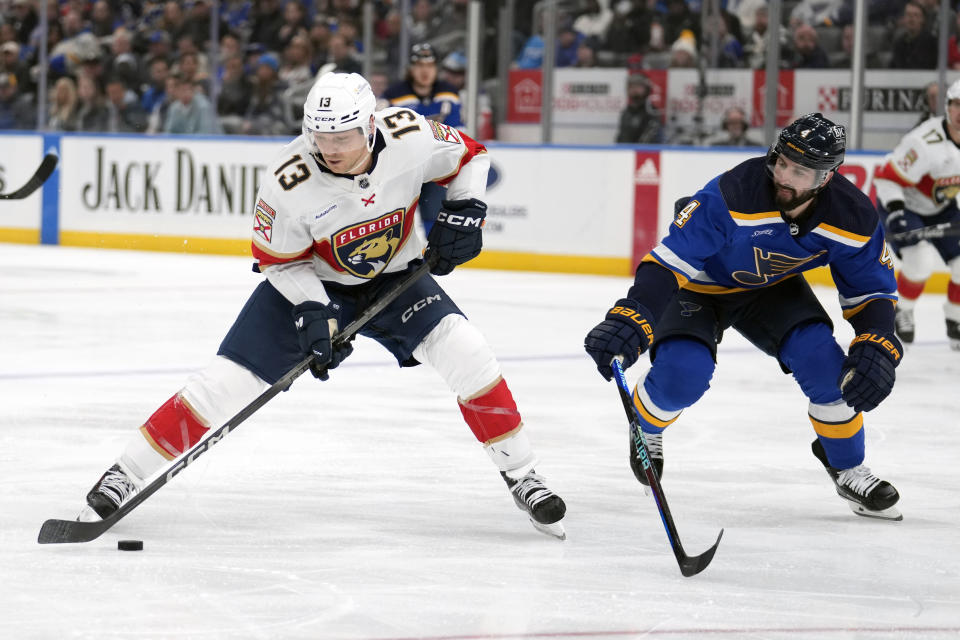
[766,113,845,187]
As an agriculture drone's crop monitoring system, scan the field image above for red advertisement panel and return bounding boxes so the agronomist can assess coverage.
[752,70,795,127]
[507,70,542,123]
[632,150,661,270]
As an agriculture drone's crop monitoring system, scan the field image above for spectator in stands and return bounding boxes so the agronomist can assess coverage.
[164,73,222,134]
[575,42,598,67]
[663,0,701,51]
[141,56,170,115]
[0,71,34,129]
[0,42,30,93]
[75,74,108,132]
[217,53,253,133]
[949,11,960,69]
[108,27,141,91]
[616,73,664,144]
[785,23,830,68]
[90,1,118,38]
[556,23,585,68]
[216,31,244,82]
[890,2,938,69]
[326,32,362,74]
[573,0,613,49]
[744,4,787,69]
[708,106,763,146]
[604,0,654,56]
[279,33,313,87]
[175,51,210,96]
[309,15,334,69]
[145,30,173,66]
[668,31,698,68]
[9,0,39,46]
[250,0,286,54]
[104,74,148,133]
[241,53,290,135]
[48,76,80,131]
[705,12,745,67]
[789,0,847,28]
[277,0,310,49]
[830,23,884,68]
[407,0,442,45]
[146,75,176,134]
[160,1,188,47]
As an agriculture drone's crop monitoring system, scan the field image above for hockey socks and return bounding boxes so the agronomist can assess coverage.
[119,393,210,481]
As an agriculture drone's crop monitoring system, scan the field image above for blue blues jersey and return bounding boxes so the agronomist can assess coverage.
[381,80,463,128]
[643,157,897,326]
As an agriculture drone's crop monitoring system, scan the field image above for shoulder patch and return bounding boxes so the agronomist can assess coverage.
[254,199,275,243]
[428,120,461,144]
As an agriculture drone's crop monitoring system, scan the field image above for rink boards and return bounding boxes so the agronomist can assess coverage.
[0,132,949,291]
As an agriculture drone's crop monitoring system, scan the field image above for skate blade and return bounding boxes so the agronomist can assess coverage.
[76,506,102,523]
[847,501,903,521]
[529,518,566,540]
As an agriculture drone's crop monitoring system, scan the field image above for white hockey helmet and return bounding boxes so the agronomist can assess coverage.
[946,79,960,111]
[302,72,377,151]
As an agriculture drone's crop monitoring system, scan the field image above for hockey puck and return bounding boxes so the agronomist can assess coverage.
[117,540,143,551]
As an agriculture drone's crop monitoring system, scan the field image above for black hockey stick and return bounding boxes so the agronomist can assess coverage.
[0,151,58,200]
[889,221,960,243]
[611,358,723,577]
[38,257,435,544]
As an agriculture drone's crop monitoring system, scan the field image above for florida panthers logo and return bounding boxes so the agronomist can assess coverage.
[334,209,405,278]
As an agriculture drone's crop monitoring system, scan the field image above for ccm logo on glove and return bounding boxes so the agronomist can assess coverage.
[436,210,485,229]
[849,333,902,362]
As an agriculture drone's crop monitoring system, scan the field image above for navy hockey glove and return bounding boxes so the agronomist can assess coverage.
[839,331,903,413]
[424,198,487,276]
[584,298,655,381]
[292,301,354,381]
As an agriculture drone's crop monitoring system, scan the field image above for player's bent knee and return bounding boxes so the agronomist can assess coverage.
[646,338,714,410]
[412,313,501,398]
[181,355,269,428]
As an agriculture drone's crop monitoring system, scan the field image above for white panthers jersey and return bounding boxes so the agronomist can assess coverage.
[251,107,488,295]
[874,116,960,216]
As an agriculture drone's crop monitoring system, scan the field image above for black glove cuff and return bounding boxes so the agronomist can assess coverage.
[606,298,655,346]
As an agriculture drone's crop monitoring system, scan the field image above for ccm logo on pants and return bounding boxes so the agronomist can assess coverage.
[402,295,442,323]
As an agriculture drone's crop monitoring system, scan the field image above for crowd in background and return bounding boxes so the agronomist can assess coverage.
[0,0,953,141]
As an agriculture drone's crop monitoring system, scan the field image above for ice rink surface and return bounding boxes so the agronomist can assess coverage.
[2,244,958,640]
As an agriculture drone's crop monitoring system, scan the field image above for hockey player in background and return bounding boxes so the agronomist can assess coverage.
[585,113,904,520]
[380,42,465,235]
[874,79,960,350]
[79,72,566,539]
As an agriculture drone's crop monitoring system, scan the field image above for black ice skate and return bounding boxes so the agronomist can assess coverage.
[501,470,566,540]
[894,307,915,344]
[947,319,960,351]
[79,464,139,521]
[630,430,663,487]
[811,440,902,521]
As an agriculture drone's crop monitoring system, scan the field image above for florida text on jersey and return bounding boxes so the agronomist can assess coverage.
[644,158,897,319]
[250,107,486,286]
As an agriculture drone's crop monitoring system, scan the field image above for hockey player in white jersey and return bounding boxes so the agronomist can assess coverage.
[874,79,960,350]
[78,72,566,539]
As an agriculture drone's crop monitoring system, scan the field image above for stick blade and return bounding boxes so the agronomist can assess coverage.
[678,528,724,577]
[38,517,107,544]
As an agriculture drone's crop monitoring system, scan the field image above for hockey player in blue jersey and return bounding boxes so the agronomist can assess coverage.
[585,113,904,521]
[380,42,463,127]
